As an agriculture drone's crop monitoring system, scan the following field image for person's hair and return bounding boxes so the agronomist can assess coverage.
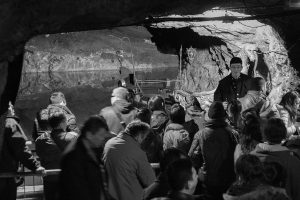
[160,148,187,172]
[230,57,242,65]
[135,108,151,124]
[280,91,299,123]
[148,96,165,111]
[167,158,194,191]
[49,91,66,104]
[124,120,150,137]
[239,113,262,153]
[81,115,109,137]
[235,154,264,184]
[48,112,66,129]
[186,95,202,111]
[170,103,185,124]
[263,162,286,188]
[249,77,265,91]
[36,109,50,131]
[227,100,242,128]
[263,118,287,144]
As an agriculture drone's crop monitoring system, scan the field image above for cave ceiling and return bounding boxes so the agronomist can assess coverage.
[0,0,299,63]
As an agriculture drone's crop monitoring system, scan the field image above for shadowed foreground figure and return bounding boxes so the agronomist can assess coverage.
[224,154,290,200]
[59,116,114,200]
[151,159,210,200]
[143,148,187,200]
[251,118,300,200]
[0,110,45,200]
[103,121,156,200]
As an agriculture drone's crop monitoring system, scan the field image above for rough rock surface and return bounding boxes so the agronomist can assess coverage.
[23,26,178,72]
[150,9,300,106]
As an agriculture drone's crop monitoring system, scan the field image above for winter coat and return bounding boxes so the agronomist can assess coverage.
[195,119,236,188]
[0,121,41,173]
[163,123,190,153]
[223,185,290,200]
[275,104,297,137]
[32,104,79,140]
[50,129,78,152]
[35,131,61,182]
[103,132,156,200]
[251,143,300,200]
[185,107,205,132]
[238,90,266,112]
[100,100,137,134]
[150,110,169,138]
[59,137,112,200]
[214,73,250,103]
[141,130,163,163]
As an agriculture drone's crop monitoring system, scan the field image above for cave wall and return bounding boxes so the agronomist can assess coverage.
[150,9,300,106]
[23,26,178,73]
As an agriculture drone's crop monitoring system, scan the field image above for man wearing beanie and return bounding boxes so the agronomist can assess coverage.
[214,57,250,108]
[100,87,137,135]
[188,101,236,200]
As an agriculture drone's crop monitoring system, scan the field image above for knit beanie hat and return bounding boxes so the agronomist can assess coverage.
[111,87,129,100]
[50,92,66,104]
[208,101,226,119]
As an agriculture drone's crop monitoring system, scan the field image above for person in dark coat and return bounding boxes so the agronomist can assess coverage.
[143,148,187,200]
[151,159,208,200]
[100,87,137,135]
[148,95,169,139]
[251,118,300,200]
[0,111,45,200]
[35,109,62,200]
[136,108,163,163]
[192,102,236,200]
[214,57,251,108]
[59,115,114,200]
[48,112,78,151]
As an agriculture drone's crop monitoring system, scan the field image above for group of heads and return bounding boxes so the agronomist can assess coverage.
[236,154,286,188]
[160,148,198,195]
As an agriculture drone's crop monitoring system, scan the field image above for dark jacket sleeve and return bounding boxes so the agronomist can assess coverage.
[59,154,92,200]
[6,128,41,171]
[214,81,223,102]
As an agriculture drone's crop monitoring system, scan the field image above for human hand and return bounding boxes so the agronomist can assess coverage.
[36,167,46,177]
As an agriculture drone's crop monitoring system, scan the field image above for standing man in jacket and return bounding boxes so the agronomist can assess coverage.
[59,115,114,200]
[214,57,251,108]
[103,121,156,200]
[0,110,45,200]
[100,87,137,135]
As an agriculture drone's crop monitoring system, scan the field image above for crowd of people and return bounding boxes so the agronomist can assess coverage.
[1,56,300,200]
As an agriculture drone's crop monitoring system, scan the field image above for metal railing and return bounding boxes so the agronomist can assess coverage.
[0,163,160,178]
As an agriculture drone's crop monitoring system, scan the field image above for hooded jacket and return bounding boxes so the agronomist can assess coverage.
[163,123,190,153]
[196,118,236,188]
[251,143,300,200]
[100,99,137,134]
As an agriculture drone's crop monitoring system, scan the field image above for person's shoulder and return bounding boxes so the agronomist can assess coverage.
[240,73,251,80]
